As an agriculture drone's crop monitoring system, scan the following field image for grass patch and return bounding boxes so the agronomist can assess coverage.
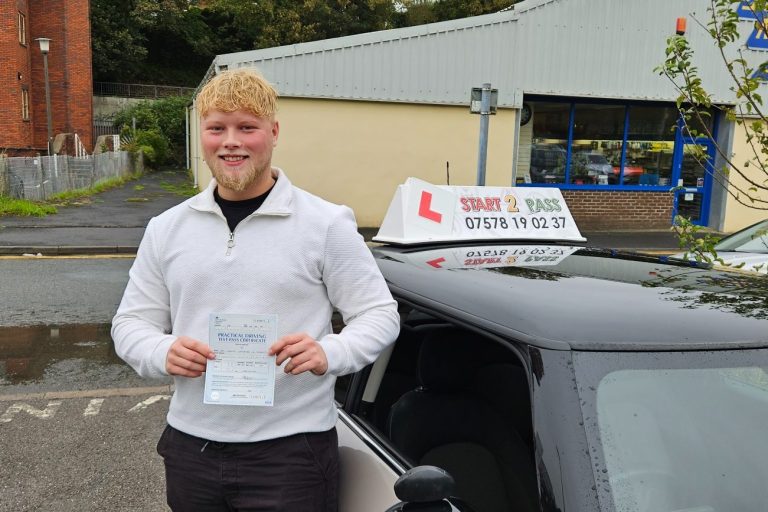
[0,196,57,217]
[160,178,199,197]
[133,184,145,191]
[0,171,144,217]
[49,174,140,205]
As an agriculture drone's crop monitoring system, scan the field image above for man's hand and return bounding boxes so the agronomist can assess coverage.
[269,333,328,376]
[166,336,215,377]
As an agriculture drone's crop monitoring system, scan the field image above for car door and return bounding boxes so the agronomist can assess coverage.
[336,303,540,512]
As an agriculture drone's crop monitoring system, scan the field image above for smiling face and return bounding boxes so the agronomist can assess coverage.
[201,109,280,201]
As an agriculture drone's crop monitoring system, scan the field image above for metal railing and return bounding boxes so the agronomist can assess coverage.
[94,116,119,138]
[93,82,194,99]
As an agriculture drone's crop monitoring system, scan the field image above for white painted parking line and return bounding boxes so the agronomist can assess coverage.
[0,401,62,423]
[83,398,105,416]
[128,395,171,413]
[0,390,174,423]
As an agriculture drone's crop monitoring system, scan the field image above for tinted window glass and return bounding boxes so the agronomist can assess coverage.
[574,349,768,512]
[356,307,539,512]
[624,106,677,186]
[570,104,625,185]
[529,102,570,184]
[682,107,715,138]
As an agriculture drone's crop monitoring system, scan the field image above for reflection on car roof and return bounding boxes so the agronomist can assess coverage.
[374,243,768,352]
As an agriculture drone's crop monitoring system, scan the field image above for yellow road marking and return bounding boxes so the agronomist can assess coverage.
[0,254,135,260]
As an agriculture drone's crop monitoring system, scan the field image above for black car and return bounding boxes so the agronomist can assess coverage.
[335,241,768,512]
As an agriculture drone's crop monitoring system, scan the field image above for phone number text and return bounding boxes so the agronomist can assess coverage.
[464,216,567,230]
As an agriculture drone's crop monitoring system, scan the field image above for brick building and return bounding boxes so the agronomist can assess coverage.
[1,0,92,156]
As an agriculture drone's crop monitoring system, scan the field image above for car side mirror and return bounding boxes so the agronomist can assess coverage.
[384,465,460,512]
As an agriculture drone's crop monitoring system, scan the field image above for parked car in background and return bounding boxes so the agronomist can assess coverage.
[612,164,645,184]
[571,152,613,184]
[673,219,768,273]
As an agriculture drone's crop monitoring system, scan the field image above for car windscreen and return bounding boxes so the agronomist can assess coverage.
[572,348,768,512]
[715,220,768,253]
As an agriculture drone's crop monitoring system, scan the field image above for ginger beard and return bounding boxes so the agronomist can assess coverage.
[207,154,269,193]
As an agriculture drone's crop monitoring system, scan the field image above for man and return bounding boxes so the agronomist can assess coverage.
[112,68,400,511]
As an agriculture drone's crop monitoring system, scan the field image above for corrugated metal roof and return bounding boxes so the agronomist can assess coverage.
[204,0,751,107]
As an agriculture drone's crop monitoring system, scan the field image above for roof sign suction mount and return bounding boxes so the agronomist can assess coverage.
[373,177,585,245]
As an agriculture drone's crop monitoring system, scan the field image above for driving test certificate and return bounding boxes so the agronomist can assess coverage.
[204,313,278,406]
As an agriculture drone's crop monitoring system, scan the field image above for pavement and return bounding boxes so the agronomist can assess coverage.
[0,170,694,255]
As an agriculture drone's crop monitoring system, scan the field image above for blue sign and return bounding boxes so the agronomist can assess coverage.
[735,3,768,76]
[747,24,768,50]
[751,67,768,80]
[737,1,759,19]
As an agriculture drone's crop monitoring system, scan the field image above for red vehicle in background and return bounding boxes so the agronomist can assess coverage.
[612,165,645,184]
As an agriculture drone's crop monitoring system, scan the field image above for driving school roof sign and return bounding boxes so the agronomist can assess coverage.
[373,177,585,244]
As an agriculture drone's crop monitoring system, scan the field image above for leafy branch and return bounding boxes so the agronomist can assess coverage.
[655,0,768,213]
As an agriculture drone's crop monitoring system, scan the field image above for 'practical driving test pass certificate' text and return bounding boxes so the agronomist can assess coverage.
[204,313,278,406]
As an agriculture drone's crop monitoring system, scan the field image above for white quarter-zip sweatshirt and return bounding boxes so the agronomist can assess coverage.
[112,168,400,442]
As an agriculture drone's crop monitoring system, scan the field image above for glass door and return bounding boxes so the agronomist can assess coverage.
[673,141,714,226]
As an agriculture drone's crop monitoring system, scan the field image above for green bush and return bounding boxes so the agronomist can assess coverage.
[119,126,169,169]
[136,130,168,167]
[113,95,190,167]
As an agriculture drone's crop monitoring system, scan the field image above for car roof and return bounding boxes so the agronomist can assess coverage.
[373,242,768,352]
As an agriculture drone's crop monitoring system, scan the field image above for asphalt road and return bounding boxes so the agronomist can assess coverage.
[0,256,171,511]
[0,390,170,512]
[0,256,133,326]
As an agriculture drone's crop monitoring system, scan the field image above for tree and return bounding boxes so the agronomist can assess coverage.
[254,0,399,48]
[198,0,273,52]
[395,0,518,27]
[656,0,768,261]
[91,0,147,83]
[658,2,768,211]
[131,1,218,85]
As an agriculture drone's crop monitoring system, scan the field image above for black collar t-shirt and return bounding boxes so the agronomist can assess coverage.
[214,181,275,233]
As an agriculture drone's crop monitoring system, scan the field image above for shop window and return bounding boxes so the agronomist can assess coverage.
[681,108,715,139]
[18,13,26,45]
[570,104,626,185]
[624,106,677,186]
[21,89,29,121]
[522,97,718,191]
[529,102,570,184]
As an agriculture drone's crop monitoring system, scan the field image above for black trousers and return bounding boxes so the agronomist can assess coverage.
[156,425,339,512]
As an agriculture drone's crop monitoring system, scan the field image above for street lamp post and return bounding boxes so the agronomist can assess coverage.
[36,37,53,156]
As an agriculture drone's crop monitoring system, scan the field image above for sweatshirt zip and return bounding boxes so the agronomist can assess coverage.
[226,232,235,256]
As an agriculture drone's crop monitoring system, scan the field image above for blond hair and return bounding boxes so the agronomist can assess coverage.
[196,68,278,119]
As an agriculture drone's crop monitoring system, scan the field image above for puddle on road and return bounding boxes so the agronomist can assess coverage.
[0,323,171,394]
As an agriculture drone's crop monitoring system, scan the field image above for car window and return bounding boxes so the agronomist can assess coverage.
[350,306,540,512]
[574,349,768,512]
[715,221,768,253]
